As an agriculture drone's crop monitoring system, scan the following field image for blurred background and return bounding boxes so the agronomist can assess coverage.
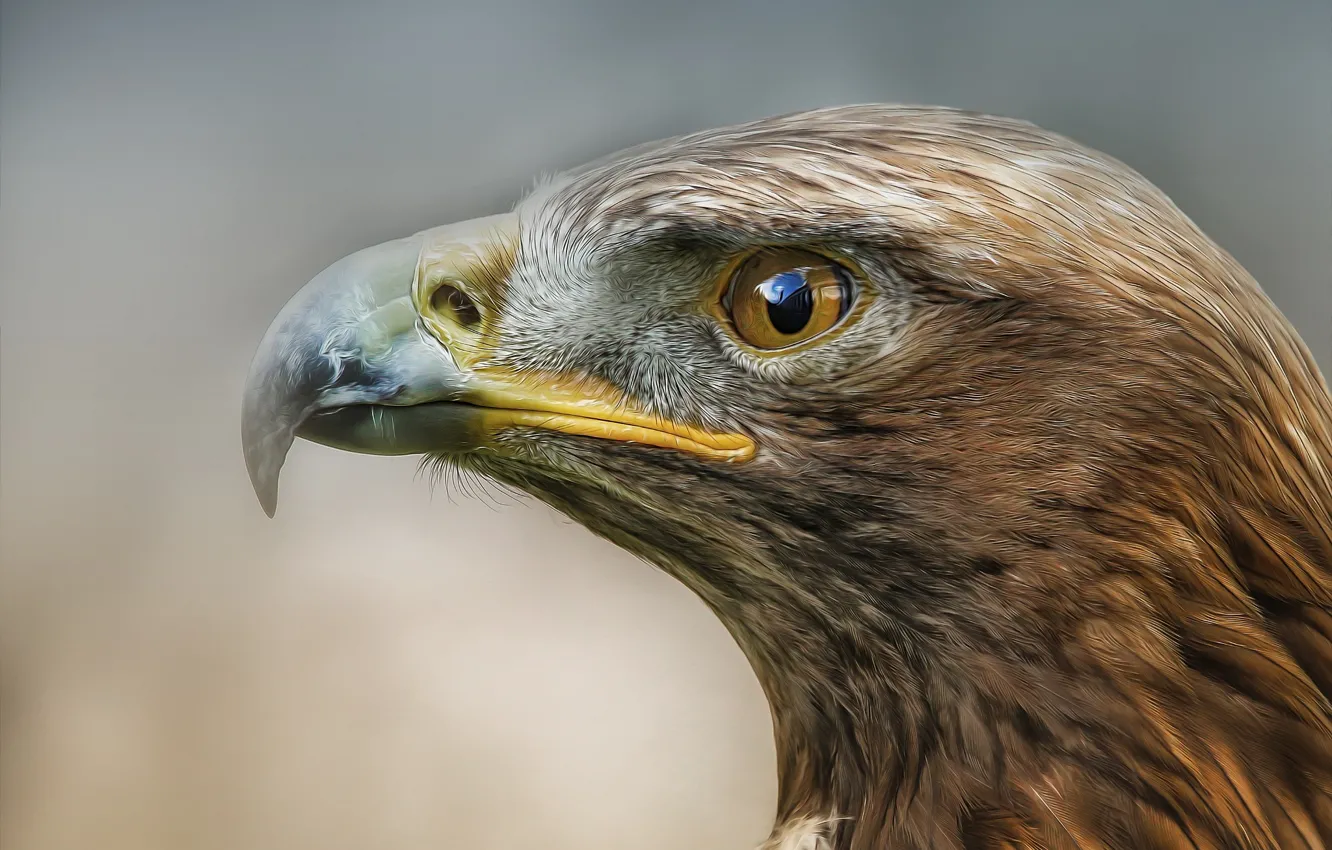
[1,1,1328,848]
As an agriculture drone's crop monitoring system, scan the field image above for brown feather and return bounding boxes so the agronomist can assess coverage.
[506,106,1332,848]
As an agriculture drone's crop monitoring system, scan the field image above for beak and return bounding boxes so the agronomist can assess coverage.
[241,215,754,517]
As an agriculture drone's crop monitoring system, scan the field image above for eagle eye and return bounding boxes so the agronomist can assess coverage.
[722,249,856,350]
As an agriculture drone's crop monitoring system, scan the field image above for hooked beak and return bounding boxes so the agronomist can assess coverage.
[241,214,754,517]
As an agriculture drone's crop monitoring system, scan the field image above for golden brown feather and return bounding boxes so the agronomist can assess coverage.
[554,107,1332,849]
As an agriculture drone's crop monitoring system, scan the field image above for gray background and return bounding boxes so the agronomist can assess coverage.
[2,2,1328,849]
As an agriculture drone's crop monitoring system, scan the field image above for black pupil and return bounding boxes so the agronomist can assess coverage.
[758,270,815,334]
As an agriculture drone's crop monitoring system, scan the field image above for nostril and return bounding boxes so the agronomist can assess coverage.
[430,283,482,328]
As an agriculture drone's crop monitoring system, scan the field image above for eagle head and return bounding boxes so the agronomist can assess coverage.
[242,105,1332,850]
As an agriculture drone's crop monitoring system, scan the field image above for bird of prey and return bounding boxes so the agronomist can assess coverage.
[242,105,1332,850]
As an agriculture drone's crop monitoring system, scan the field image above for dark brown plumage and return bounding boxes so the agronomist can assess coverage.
[244,105,1332,849]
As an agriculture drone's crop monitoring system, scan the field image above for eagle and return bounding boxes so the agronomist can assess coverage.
[241,105,1332,850]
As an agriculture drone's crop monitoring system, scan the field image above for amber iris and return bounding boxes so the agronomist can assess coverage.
[724,249,855,350]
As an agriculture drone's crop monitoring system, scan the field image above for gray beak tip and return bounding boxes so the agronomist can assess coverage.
[242,331,313,520]
[252,464,281,518]
[257,490,279,519]
[242,408,295,518]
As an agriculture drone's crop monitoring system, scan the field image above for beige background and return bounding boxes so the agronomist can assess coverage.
[2,2,1329,849]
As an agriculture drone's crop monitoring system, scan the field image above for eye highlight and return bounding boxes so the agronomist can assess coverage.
[722,249,857,350]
